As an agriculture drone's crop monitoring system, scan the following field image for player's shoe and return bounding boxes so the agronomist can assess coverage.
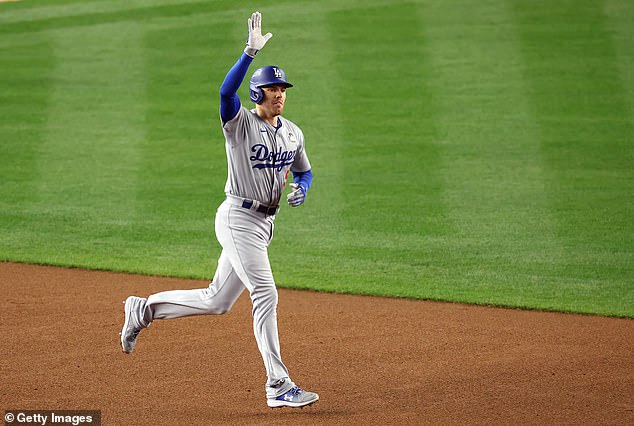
[267,386,319,408]
[120,296,147,354]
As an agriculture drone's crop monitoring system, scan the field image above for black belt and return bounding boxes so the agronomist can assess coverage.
[241,199,279,216]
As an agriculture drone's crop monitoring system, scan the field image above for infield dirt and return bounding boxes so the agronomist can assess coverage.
[1,262,632,425]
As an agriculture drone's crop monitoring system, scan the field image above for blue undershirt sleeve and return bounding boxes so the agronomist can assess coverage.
[292,169,313,195]
[219,53,254,124]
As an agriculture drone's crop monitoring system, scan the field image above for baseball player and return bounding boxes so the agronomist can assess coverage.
[120,12,318,409]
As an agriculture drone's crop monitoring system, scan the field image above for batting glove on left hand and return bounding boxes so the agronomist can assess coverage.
[287,183,306,207]
[244,11,272,57]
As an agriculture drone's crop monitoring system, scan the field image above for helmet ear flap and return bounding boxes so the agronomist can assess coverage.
[250,87,264,104]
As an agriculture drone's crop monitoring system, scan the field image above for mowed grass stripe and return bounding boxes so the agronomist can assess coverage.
[0,0,206,25]
[332,3,446,236]
[604,1,634,128]
[30,23,146,268]
[0,0,227,35]
[0,0,379,36]
[132,22,229,278]
[511,1,634,316]
[605,0,634,293]
[269,9,347,289]
[0,38,55,259]
[307,3,451,298]
[421,0,564,308]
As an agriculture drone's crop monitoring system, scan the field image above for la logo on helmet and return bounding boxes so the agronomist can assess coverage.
[273,67,283,78]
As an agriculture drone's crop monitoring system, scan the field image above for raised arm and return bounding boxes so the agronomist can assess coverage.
[219,12,272,124]
[219,54,252,124]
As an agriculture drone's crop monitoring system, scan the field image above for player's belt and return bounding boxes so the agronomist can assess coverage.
[241,199,279,216]
[225,195,279,216]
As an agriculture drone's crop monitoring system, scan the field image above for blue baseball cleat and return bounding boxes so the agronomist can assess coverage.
[267,386,319,408]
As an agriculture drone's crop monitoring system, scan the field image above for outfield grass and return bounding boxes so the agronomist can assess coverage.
[1,0,632,317]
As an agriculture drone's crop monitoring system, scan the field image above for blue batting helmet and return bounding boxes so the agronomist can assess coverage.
[249,66,293,104]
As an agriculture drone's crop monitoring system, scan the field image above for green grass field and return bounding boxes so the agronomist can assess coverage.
[1,0,632,317]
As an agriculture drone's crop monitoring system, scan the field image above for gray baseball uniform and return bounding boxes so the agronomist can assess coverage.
[224,105,311,205]
[120,11,319,407]
[137,102,310,400]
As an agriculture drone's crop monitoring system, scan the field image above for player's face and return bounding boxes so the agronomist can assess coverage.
[260,85,287,117]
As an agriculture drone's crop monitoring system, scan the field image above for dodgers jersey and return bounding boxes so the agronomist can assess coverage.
[221,106,311,207]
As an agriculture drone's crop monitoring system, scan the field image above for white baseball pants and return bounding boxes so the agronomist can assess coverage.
[142,200,293,398]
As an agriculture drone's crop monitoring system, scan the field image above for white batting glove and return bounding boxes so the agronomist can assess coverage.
[244,11,272,58]
[287,183,306,207]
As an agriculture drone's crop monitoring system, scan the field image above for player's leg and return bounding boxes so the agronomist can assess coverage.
[215,204,304,400]
[120,251,244,353]
[144,251,245,320]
